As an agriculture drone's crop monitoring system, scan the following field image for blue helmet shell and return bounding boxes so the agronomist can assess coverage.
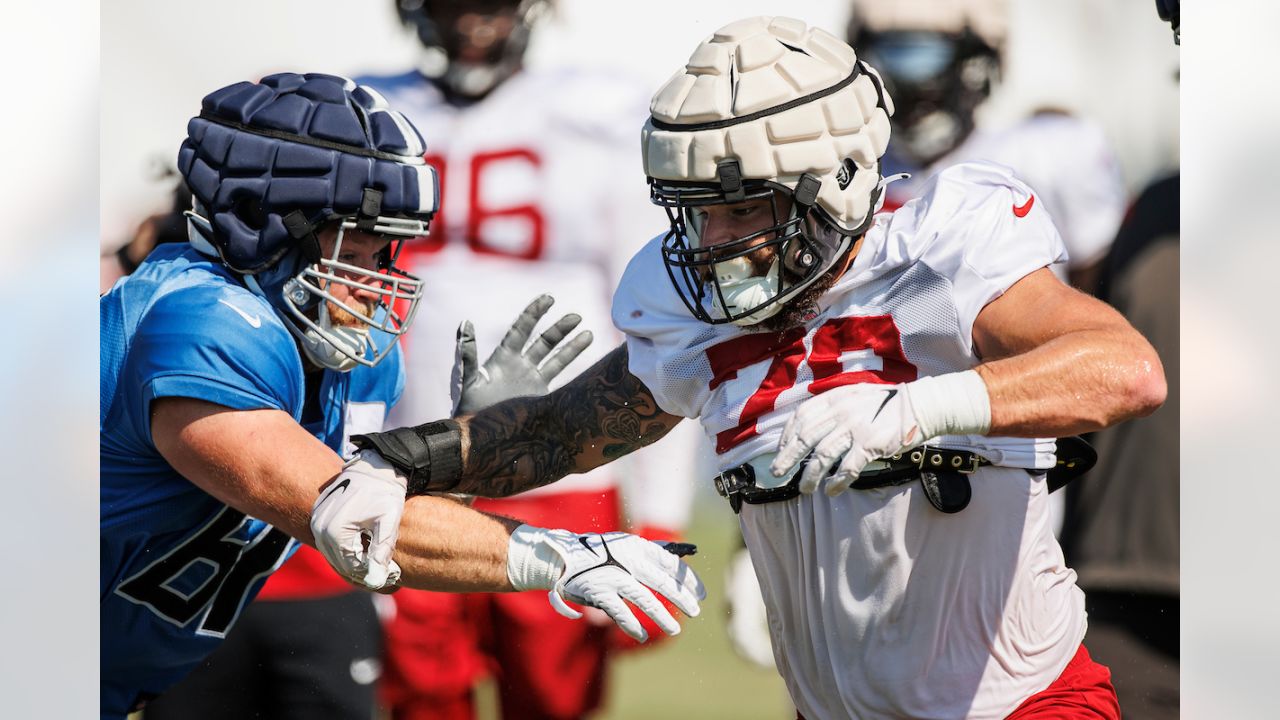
[177,72,438,274]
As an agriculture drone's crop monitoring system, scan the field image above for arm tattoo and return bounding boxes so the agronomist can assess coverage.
[456,345,678,497]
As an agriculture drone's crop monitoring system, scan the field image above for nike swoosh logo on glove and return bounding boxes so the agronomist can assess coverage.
[566,534,629,584]
[872,389,897,422]
[318,478,351,505]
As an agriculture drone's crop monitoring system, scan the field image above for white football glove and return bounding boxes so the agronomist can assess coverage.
[310,450,406,590]
[505,525,706,642]
[771,371,992,496]
[450,294,594,416]
[724,546,776,669]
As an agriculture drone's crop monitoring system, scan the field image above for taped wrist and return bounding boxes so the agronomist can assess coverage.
[350,419,463,496]
[906,370,992,440]
[506,524,566,591]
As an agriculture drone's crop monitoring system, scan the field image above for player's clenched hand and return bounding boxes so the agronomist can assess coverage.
[505,525,706,642]
[771,383,924,496]
[310,450,406,590]
[450,294,594,416]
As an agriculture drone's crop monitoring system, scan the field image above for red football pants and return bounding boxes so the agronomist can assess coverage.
[795,644,1119,720]
[382,489,622,720]
[1005,644,1121,719]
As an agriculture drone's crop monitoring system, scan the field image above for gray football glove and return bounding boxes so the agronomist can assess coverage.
[450,294,594,416]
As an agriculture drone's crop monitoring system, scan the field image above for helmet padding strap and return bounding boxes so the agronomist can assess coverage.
[793,174,822,209]
[717,159,747,203]
[283,210,322,264]
[357,188,384,232]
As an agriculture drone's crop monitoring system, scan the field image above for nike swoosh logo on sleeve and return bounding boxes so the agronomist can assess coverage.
[218,299,262,328]
[1013,195,1035,218]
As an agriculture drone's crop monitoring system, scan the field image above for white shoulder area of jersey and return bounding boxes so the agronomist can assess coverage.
[1013,111,1112,146]
[967,112,1117,167]
[910,161,1037,229]
[611,233,697,339]
[353,70,444,106]
[855,161,1065,285]
[864,162,1024,255]
[513,67,652,141]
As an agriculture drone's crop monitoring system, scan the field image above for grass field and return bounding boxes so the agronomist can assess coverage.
[477,496,795,720]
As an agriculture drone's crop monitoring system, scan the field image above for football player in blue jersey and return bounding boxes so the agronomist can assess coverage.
[100,72,705,719]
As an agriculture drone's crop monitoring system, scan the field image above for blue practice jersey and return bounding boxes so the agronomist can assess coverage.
[99,244,403,718]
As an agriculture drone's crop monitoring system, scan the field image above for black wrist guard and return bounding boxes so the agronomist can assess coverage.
[351,420,463,496]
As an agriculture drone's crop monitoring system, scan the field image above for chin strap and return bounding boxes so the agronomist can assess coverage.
[183,211,220,259]
[873,173,911,214]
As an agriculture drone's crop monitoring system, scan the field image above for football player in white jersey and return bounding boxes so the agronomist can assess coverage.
[354,2,698,718]
[724,0,1133,670]
[315,16,1165,719]
[849,0,1126,292]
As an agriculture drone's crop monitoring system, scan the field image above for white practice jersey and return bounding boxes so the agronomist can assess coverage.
[614,162,1085,719]
[361,68,695,526]
[888,113,1125,279]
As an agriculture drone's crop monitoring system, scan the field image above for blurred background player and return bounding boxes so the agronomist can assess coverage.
[100,168,191,294]
[1061,172,1179,719]
[850,0,1126,293]
[356,2,700,718]
[1058,7,1180,717]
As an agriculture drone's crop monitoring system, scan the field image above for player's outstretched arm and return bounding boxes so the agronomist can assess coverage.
[456,343,682,497]
[151,397,523,588]
[151,396,706,640]
[151,397,341,546]
[355,343,682,499]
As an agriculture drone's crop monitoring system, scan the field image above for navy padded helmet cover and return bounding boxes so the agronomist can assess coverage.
[177,72,434,274]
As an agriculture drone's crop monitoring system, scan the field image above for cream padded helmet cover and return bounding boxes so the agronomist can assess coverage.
[642,16,893,234]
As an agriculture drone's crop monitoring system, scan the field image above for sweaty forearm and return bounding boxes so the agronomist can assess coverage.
[454,345,679,497]
[974,327,1166,437]
[392,495,522,592]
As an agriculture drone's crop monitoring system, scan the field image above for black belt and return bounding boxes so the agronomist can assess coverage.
[713,446,988,515]
[713,437,1097,516]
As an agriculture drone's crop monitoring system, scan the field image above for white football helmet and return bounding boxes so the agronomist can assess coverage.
[642,16,893,325]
